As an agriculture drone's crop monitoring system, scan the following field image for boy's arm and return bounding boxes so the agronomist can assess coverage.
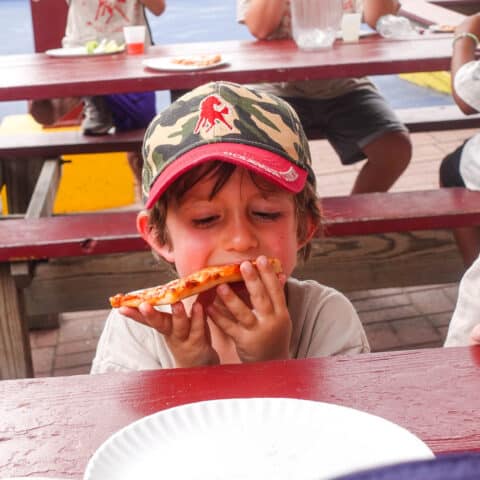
[141,0,166,16]
[452,14,480,114]
[241,0,288,39]
[362,0,401,29]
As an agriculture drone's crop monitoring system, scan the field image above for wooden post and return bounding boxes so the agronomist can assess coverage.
[0,263,33,379]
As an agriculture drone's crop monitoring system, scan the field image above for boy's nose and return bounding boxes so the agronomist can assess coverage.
[223,217,259,252]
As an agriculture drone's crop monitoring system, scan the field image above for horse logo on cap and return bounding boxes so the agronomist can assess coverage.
[194,94,233,134]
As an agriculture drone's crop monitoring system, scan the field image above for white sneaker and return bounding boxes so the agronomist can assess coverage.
[81,96,113,135]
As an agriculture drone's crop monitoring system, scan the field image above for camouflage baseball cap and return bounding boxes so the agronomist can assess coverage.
[142,81,315,208]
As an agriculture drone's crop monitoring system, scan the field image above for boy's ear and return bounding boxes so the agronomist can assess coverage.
[136,210,175,263]
[297,214,317,250]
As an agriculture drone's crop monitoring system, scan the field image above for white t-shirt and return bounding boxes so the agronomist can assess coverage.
[236,0,374,99]
[62,0,150,47]
[444,253,480,346]
[91,277,370,373]
[454,61,480,190]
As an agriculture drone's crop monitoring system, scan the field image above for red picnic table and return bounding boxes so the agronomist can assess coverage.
[1,346,480,478]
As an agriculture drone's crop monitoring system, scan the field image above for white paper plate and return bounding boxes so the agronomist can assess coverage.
[45,46,125,57]
[143,56,228,71]
[84,398,433,480]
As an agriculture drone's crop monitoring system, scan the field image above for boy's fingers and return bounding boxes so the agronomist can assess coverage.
[240,256,282,316]
[215,283,258,329]
[120,303,173,335]
[189,302,208,340]
[170,302,191,340]
[254,255,287,312]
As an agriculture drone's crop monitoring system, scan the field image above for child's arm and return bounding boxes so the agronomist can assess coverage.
[242,0,289,39]
[141,0,166,16]
[362,0,401,29]
[452,14,480,114]
[120,302,220,368]
[206,256,292,362]
[470,324,480,345]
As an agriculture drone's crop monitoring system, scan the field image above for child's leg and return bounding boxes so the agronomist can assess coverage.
[352,130,411,193]
[285,88,412,194]
[127,150,143,202]
[29,97,81,126]
[320,88,411,194]
[439,141,480,268]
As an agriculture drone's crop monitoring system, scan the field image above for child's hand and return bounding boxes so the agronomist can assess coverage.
[206,255,291,363]
[119,302,219,368]
[470,324,480,345]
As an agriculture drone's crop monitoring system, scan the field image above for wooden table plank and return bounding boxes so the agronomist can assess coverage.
[1,347,479,478]
[0,35,464,102]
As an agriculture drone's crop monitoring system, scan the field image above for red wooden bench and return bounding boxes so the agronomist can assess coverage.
[2,187,480,379]
[2,104,480,214]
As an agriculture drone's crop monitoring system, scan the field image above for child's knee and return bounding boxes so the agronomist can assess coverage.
[365,130,412,169]
[391,130,412,162]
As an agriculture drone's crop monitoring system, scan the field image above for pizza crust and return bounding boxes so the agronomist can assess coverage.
[109,258,282,308]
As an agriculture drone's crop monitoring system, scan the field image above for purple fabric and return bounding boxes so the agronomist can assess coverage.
[104,92,156,132]
[334,453,480,480]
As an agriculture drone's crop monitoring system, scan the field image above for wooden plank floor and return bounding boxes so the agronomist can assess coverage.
[30,127,478,377]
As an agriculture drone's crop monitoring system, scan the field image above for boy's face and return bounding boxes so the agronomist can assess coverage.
[146,166,309,278]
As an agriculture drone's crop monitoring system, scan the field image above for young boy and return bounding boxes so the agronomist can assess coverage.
[236,0,412,194]
[91,81,370,373]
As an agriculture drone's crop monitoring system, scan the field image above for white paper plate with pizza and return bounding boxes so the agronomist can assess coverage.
[84,398,433,480]
[143,53,227,71]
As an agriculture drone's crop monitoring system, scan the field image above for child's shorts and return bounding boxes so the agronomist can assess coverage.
[105,91,157,132]
[439,141,467,188]
[283,88,408,165]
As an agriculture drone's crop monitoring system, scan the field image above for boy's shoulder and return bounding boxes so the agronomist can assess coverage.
[287,277,345,303]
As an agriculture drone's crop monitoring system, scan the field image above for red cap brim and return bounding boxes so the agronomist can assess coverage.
[145,143,308,208]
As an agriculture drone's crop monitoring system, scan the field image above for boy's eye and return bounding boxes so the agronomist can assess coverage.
[253,211,282,220]
[192,215,219,226]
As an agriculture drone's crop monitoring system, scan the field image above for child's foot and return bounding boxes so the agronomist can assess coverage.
[81,96,113,135]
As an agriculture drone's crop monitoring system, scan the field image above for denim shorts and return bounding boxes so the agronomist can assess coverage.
[283,88,408,165]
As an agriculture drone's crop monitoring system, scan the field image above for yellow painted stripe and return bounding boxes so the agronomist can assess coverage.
[398,71,452,95]
[1,114,136,214]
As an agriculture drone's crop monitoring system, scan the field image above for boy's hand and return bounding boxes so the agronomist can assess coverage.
[119,302,219,368]
[206,255,292,363]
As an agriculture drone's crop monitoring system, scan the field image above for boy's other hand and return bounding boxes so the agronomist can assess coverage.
[119,303,219,368]
[206,255,292,363]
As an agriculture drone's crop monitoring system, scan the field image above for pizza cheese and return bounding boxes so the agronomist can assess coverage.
[109,258,282,308]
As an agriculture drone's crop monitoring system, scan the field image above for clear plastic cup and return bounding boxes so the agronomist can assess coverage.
[123,25,146,54]
[341,12,361,42]
[291,0,343,50]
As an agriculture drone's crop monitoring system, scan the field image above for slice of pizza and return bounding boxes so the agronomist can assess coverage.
[109,258,282,308]
[170,53,222,67]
